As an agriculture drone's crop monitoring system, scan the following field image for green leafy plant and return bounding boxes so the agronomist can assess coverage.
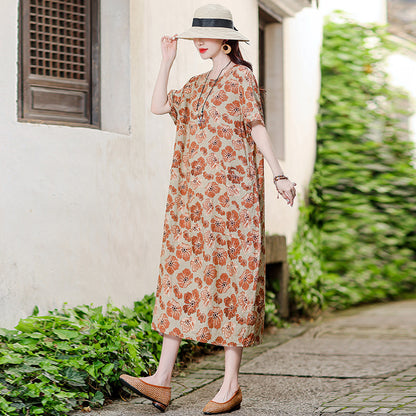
[290,12,416,312]
[0,295,173,415]
[264,290,287,328]
[288,204,324,316]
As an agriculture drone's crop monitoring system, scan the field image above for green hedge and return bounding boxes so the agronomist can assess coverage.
[288,13,416,313]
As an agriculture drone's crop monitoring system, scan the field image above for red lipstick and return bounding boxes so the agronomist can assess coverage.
[199,48,208,54]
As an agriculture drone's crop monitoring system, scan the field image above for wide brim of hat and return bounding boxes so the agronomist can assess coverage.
[178,27,249,42]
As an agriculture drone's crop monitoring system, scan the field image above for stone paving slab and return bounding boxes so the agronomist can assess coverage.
[166,374,377,416]
[275,337,416,356]
[316,301,416,329]
[318,366,416,414]
[181,324,309,371]
[240,350,415,378]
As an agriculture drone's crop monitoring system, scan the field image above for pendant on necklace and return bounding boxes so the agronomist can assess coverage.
[198,116,204,128]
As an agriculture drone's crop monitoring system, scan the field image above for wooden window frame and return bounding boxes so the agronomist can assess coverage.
[18,0,100,128]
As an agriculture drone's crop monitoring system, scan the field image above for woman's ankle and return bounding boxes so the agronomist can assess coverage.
[147,371,171,387]
[220,378,239,391]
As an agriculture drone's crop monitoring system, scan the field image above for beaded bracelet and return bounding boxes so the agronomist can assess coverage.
[273,174,288,183]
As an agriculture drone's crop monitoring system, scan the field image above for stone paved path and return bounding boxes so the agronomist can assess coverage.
[318,366,416,414]
[313,300,416,415]
[72,299,416,415]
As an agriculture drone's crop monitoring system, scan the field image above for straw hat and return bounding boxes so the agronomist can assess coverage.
[178,4,249,42]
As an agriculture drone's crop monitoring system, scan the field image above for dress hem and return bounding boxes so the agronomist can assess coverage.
[151,323,264,348]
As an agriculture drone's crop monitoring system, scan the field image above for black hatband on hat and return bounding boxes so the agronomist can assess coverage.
[192,18,237,31]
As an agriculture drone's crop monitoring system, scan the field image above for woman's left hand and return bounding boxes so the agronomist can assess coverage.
[275,179,297,207]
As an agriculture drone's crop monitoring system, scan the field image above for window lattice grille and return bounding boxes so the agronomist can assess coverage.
[28,0,87,80]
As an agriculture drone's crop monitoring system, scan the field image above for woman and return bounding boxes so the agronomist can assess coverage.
[120,4,296,414]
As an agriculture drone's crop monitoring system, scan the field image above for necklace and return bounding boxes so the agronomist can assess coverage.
[196,60,232,128]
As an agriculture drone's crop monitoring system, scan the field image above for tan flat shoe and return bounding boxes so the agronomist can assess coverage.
[119,374,171,412]
[202,386,242,414]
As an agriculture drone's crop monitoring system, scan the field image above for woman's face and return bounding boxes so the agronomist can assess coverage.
[193,38,224,60]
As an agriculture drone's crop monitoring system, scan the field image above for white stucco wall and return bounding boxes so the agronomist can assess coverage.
[387,51,416,155]
[0,0,135,328]
[319,0,387,24]
[263,5,322,242]
[1,0,321,328]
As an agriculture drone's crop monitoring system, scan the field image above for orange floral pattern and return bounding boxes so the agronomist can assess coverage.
[152,65,266,347]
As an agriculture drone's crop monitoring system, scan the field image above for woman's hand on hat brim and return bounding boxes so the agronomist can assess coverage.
[161,34,178,64]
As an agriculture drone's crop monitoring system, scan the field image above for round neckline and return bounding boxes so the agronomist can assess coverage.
[205,63,238,83]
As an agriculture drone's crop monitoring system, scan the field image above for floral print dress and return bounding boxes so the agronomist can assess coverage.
[151,64,266,347]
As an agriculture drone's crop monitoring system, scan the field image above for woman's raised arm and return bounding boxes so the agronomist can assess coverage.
[151,35,178,115]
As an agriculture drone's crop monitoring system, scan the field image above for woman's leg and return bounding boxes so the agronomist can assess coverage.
[211,346,243,402]
[140,334,181,387]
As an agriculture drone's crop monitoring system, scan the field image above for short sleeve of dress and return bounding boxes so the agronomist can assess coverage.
[167,88,182,125]
[239,69,265,130]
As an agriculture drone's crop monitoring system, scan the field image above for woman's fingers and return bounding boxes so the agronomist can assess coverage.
[280,188,294,205]
[275,180,297,206]
[162,34,178,41]
[285,192,293,206]
[161,34,178,61]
